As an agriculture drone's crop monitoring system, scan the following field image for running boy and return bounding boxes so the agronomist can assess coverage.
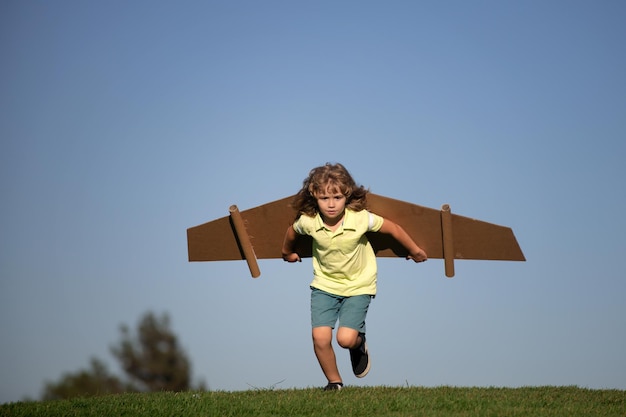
[282,163,427,391]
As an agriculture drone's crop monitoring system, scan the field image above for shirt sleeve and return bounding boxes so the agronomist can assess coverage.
[293,215,309,235]
[368,211,384,232]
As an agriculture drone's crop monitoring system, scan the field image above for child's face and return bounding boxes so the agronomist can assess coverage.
[315,186,346,224]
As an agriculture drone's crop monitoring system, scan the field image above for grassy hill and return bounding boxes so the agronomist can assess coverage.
[1,386,624,417]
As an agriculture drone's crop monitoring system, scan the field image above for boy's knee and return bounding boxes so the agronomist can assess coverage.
[336,329,359,349]
[312,327,333,347]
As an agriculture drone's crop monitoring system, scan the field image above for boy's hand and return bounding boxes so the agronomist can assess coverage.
[282,252,302,263]
[407,248,428,263]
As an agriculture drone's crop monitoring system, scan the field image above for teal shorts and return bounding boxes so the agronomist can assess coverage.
[310,287,373,333]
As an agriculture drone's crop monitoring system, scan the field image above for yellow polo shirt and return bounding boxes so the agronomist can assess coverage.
[293,209,384,296]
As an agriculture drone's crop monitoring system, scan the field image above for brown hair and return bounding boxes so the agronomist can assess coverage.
[292,163,368,218]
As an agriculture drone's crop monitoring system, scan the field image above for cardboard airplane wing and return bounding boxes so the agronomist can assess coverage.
[187,193,525,278]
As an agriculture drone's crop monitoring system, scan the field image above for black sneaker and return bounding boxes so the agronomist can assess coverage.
[323,382,343,391]
[350,333,370,378]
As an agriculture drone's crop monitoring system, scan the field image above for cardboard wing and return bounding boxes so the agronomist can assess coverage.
[186,194,525,278]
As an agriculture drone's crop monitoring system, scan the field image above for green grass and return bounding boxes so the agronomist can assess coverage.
[2,386,624,417]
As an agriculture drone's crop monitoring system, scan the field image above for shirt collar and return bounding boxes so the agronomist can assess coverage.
[314,209,357,231]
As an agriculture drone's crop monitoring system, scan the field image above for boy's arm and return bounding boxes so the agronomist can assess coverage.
[282,225,302,262]
[378,219,428,262]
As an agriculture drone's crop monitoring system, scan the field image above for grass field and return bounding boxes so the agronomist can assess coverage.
[1,386,624,417]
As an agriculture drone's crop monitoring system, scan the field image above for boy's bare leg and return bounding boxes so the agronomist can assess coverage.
[312,326,342,383]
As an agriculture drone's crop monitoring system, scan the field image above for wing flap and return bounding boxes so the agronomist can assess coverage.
[450,214,526,261]
[187,196,295,262]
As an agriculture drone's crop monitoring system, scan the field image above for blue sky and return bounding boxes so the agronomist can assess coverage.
[1,0,625,403]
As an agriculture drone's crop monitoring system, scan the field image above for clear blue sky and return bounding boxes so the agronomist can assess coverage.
[1,0,625,403]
